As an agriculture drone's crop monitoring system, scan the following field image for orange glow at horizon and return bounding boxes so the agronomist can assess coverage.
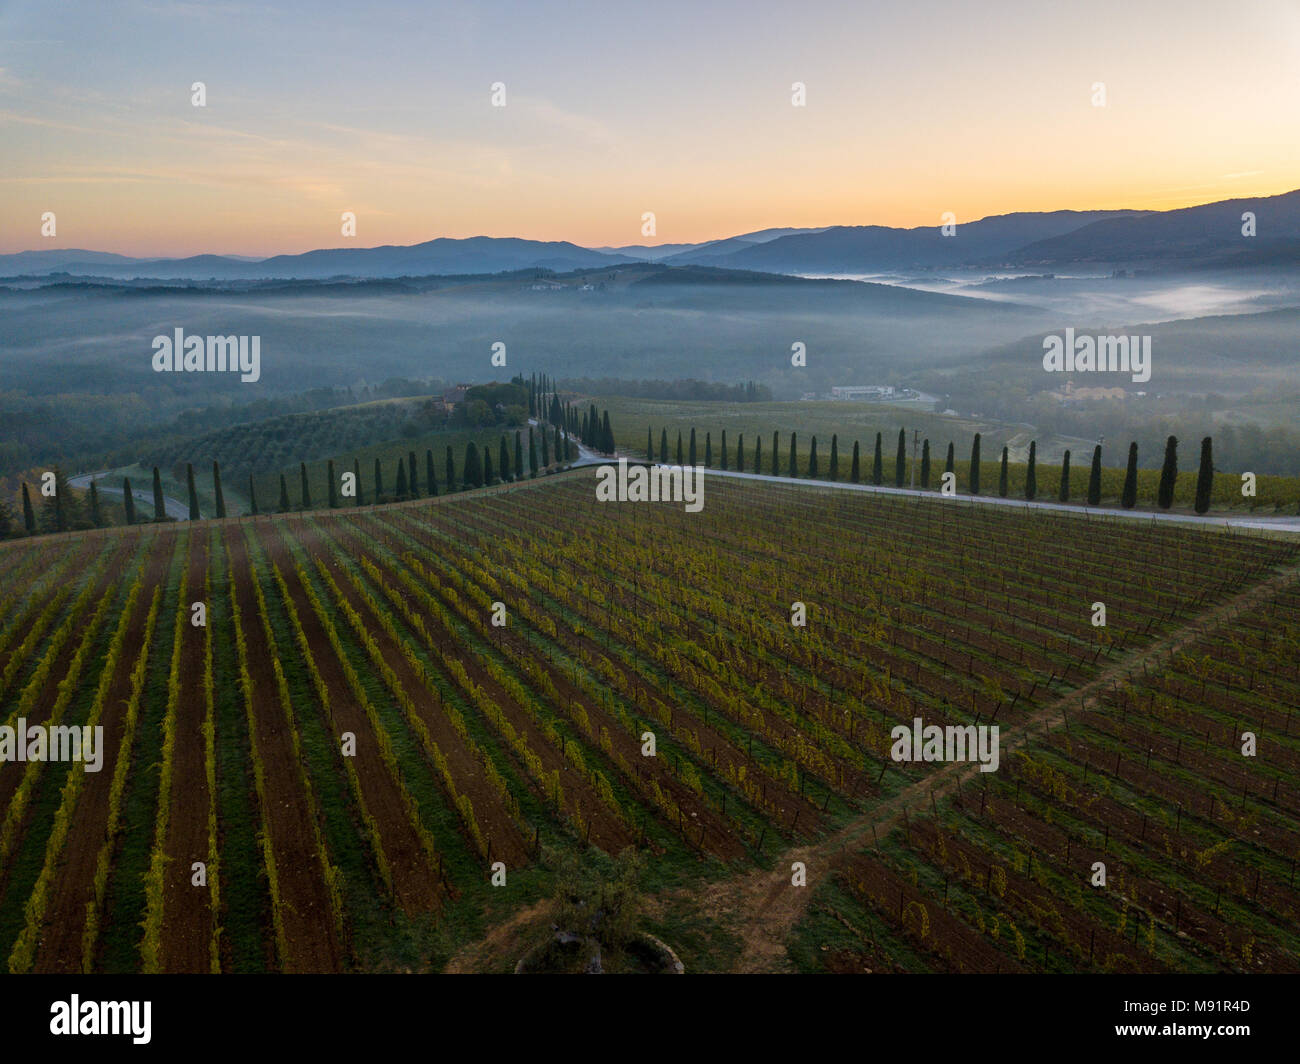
[2,0,1298,257]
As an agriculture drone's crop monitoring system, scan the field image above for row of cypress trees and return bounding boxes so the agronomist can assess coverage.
[247,427,556,517]
[5,426,568,536]
[648,427,1218,514]
[579,403,616,454]
[531,372,587,451]
[4,373,592,538]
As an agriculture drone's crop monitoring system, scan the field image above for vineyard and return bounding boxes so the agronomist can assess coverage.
[1,469,1298,973]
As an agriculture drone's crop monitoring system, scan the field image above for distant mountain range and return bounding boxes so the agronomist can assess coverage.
[0,238,632,281]
[4,190,1297,281]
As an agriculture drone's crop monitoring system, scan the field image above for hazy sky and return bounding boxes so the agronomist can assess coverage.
[2,0,1298,256]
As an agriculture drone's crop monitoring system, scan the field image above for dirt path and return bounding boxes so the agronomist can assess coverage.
[687,558,1300,972]
[442,900,551,973]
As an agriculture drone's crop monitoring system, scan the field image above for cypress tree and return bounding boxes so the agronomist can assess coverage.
[354,459,364,506]
[771,431,779,475]
[51,465,71,528]
[944,442,954,475]
[89,482,102,527]
[580,410,589,445]
[789,432,798,477]
[465,442,482,488]
[529,429,539,477]
[395,458,408,499]
[850,441,861,483]
[213,462,226,517]
[541,429,550,468]
[328,460,338,508]
[689,428,697,467]
[1058,450,1071,502]
[52,469,67,531]
[249,474,259,515]
[648,427,655,462]
[499,436,511,482]
[1026,441,1037,500]
[660,428,668,463]
[299,462,311,509]
[829,434,839,480]
[515,431,524,480]
[1087,445,1102,506]
[278,474,291,513]
[720,430,728,470]
[999,447,1009,497]
[705,432,712,468]
[446,446,456,491]
[808,436,818,478]
[123,478,136,525]
[896,429,907,488]
[1194,436,1214,514]
[872,433,883,485]
[554,425,563,464]
[409,450,420,497]
[920,440,931,489]
[737,434,745,473]
[484,448,495,485]
[969,433,981,495]
[152,466,165,522]
[187,464,200,520]
[22,483,35,533]
[602,411,613,454]
[754,435,762,475]
[675,431,683,465]
[427,449,439,496]
[374,458,384,502]
[1157,435,1178,509]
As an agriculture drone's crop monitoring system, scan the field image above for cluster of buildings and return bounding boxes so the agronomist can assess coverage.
[829,385,902,401]
[798,385,920,402]
[1044,380,1135,404]
[438,384,469,411]
[526,281,602,292]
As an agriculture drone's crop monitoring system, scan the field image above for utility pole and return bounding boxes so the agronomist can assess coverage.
[910,428,920,490]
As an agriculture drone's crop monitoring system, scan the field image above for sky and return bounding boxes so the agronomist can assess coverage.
[2,0,1298,256]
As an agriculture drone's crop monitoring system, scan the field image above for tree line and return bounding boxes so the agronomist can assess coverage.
[1,425,580,539]
[1,372,623,539]
[529,374,617,456]
[648,427,1227,515]
[555,377,772,403]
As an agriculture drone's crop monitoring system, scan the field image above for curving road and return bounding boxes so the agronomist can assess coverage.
[627,461,1300,536]
[69,471,190,521]
[528,419,607,468]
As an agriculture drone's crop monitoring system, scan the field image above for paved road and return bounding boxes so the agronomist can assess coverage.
[638,462,1300,536]
[528,419,607,468]
[69,471,190,521]
[75,437,1300,536]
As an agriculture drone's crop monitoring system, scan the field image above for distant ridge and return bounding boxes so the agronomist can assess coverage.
[1001,189,1300,266]
[3,190,1295,280]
